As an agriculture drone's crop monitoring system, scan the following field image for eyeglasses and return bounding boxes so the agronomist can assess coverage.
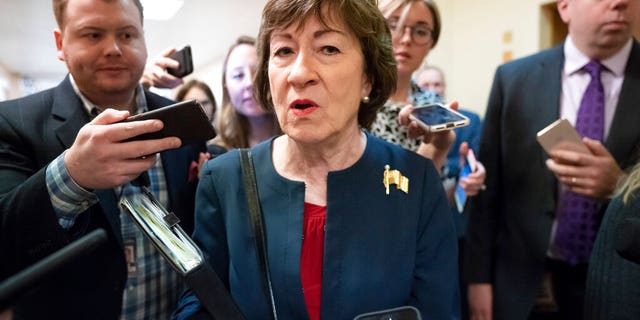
[387,20,434,46]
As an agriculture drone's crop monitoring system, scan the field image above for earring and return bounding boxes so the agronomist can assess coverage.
[362,96,370,104]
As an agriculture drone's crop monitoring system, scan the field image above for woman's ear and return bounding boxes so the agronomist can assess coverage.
[361,75,372,100]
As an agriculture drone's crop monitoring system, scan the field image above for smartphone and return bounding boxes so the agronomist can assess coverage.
[121,99,215,145]
[454,149,477,213]
[536,119,589,155]
[409,103,470,132]
[167,45,194,78]
[353,306,421,320]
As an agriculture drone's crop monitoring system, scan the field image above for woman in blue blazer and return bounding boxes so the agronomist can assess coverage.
[174,0,459,319]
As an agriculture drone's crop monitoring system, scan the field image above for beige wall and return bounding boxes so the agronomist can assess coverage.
[427,0,556,118]
[195,0,559,119]
[0,62,20,101]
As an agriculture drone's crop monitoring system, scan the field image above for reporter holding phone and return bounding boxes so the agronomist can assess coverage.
[465,0,640,319]
[0,0,204,318]
[173,0,458,318]
[370,2,486,317]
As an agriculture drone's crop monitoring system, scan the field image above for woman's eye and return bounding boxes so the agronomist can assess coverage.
[273,47,293,57]
[322,46,340,55]
[231,72,245,80]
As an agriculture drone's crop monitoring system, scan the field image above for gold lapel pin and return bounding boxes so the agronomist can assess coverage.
[383,165,409,195]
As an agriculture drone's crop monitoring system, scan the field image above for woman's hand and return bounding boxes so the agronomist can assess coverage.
[398,101,459,169]
[197,152,211,179]
[458,142,486,196]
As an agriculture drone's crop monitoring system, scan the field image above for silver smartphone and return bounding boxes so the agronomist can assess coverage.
[409,103,470,132]
[536,119,589,155]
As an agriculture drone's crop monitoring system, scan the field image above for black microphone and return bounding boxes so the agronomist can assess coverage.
[615,217,640,264]
[0,229,108,310]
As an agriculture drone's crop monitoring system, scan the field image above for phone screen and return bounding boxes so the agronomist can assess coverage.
[411,104,468,126]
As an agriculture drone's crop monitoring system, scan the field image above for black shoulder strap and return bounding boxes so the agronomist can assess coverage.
[239,149,278,320]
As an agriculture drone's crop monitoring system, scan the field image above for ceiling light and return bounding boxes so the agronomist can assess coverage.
[141,0,184,21]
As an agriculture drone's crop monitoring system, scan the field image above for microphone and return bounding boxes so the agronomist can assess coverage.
[0,229,108,310]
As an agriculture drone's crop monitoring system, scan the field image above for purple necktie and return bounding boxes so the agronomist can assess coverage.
[554,60,605,265]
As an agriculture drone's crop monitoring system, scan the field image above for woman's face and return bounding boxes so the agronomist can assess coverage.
[388,2,435,78]
[225,44,266,117]
[268,14,371,145]
[184,86,214,121]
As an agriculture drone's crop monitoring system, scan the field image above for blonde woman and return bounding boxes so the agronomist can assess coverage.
[585,163,640,319]
[211,36,280,151]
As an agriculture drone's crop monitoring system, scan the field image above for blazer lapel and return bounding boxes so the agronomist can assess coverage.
[51,76,90,148]
[95,189,123,246]
[534,45,564,134]
[161,148,184,210]
[605,40,640,169]
[50,76,123,245]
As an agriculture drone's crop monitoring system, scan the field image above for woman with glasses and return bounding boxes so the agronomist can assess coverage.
[372,2,485,318]
[371,0,451,167]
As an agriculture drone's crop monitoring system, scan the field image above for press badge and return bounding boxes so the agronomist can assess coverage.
[124,238,137,275]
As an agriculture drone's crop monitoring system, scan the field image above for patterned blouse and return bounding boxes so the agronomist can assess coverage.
[370,81,443,152]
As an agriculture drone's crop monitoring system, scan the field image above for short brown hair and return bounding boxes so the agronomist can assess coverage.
[254,0,397,129]
[175,80,217,121]
[378,0,441,48]
[52,0,144,29]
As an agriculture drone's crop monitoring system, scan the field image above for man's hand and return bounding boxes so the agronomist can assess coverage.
[140,47,184,89]
[545,137,624,199]
[64,109,181,190]
[468,283,493,320]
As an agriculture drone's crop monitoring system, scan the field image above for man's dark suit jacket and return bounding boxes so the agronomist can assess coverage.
[465,41,640,319]
[0,76,202,319]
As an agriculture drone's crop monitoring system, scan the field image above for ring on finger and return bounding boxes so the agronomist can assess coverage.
[571,177,577,184]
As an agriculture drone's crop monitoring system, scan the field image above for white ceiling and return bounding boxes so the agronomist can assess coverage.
[0,0,266,80]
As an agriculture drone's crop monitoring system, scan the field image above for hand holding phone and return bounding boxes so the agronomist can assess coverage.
[121,99,215,145]
[409,103,470,132]
[536,119,589,156]
[167,45,193,78]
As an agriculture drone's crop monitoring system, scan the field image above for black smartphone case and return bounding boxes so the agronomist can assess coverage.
[353,306,422,320]
[121,99,215,145]
[167,45,194,78]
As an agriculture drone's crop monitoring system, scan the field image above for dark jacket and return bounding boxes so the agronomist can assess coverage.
[174,133,460,319]
[465,41,640,319]
[0,76,202,319]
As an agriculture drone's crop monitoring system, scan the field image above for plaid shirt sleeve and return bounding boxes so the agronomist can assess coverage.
[45,151,99,230]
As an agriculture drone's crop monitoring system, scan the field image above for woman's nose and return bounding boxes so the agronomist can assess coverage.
[287,52,318,88]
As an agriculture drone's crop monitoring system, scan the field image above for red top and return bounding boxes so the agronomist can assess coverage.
[301,202,327,320]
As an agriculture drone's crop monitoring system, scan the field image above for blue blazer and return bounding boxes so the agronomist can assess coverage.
[465,41,640,319]
[175,133,459,320]
[0,76,203,319]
